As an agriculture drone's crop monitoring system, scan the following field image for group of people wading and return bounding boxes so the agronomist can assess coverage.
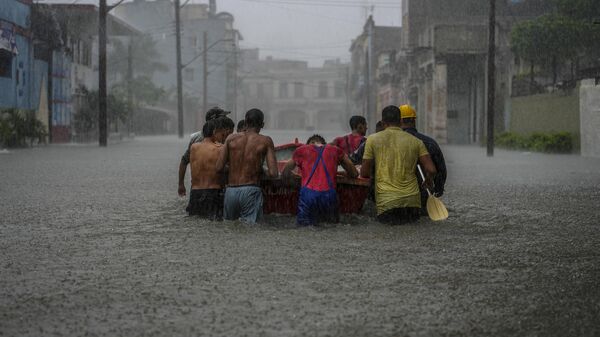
[178,105,446,226]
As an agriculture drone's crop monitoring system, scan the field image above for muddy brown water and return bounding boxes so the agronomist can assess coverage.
[1,133,599,336]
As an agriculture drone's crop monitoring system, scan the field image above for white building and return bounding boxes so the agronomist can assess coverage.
[238,49,348,131]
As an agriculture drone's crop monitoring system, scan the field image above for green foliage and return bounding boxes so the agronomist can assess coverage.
[0,109,47,148]
[495,131,573,153]
[511,0,600,81]
[73,89,129,138]
[111,76,166,108]
[108,36,168,78]
[511,14,584,65]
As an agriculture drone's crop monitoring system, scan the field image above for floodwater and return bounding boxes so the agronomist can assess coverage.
[1,134,599,336]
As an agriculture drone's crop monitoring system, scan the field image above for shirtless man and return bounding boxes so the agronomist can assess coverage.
[186,119,229,220]
[215,108,278,224]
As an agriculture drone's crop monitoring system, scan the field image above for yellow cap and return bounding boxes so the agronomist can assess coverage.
[399,105,416,119]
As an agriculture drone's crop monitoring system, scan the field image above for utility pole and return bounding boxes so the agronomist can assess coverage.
[486,0,496,157]
[175,0,184,138]
[99,0,108,147]
[127,42,134,137]
[203,31,208,122]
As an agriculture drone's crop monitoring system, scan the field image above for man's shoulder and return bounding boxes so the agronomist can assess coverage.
[414,131,438,146]
[189,131,203,143]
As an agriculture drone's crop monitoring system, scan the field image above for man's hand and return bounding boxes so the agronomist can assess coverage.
[421,178,433,191]
[178,184,186,197]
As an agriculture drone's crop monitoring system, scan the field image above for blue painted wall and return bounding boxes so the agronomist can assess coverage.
[0,0,33,111]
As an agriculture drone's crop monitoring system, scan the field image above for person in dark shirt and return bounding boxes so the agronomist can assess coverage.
[399,104,447,215]
[178,107,233,197]
[350,121,384,164]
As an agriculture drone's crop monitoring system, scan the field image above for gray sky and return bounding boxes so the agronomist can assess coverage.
[37,0,402,66]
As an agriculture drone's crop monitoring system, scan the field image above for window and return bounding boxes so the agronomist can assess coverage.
[0,50,13,78]
[279,81,288,98]
[184,68,194,81]
[294,82,303,98]
[257,83,265,99]
[334,81,344,98]
[318,81,328,98]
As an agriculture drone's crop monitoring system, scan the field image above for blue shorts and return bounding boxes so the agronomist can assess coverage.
[223,185,263,224]
[297,187,339,226]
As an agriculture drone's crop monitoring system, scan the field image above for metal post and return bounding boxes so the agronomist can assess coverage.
[127,42,133,137]
[203,31,208,122]
[99,0,108,147]
[175,0,184,138]
[486,0,496,157]
[47,50,53,143]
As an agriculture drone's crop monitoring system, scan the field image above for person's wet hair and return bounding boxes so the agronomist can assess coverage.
[382,105,401,124]
[245,108,264,128]
[306,134,326,145]
[349,115,367,130]
[203,120,216,137]
[237,120,246,132]
[401,117,416,126]
[220,117,235,131]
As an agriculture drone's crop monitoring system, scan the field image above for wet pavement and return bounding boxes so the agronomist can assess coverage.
[1,134,599,337]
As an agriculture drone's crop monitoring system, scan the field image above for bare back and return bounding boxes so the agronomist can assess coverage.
[220,131,278,186]
[190,139,224,190]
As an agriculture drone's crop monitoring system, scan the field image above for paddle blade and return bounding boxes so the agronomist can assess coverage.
[426,195,448,221]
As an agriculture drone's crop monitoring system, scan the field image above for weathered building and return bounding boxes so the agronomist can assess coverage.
[0,0,73,142]
[113,0,241,133]
[237,49,348,130]
[348,17,402,130]
[400,0,550,144]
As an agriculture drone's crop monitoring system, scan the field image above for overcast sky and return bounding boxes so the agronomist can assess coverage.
[36,0,402,67]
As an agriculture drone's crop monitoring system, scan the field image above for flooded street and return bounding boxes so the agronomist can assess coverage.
[1,134,599,336]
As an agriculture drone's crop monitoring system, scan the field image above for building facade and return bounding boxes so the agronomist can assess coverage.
[113,0,241,133]
[237,49,349,131]
[348,17,402,131]
[400,0,550,144]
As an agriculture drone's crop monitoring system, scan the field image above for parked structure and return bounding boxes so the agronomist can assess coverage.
[237,49,348,130]
[113,0,241,133]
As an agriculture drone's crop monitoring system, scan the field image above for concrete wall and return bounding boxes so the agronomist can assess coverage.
[580,79,600,158]
[509,89,580,147]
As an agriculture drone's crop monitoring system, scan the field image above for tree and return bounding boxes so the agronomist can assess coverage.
[511,0,600,86]
[108,35,168,78]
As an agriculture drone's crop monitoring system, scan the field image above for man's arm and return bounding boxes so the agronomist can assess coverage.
[215,136,230,173]
[264,137,279,178]
[178,160,187,196]
[282,160,297,185]
[417,154,437,190]
[340,154,358,178]
[360,159,373,178]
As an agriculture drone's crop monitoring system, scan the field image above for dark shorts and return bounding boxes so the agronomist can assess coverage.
[297,187,339,226]
[377,207,420,225]
[186,189,224,220]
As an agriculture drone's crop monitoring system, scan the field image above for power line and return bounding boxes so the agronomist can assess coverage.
[239,0,401,8]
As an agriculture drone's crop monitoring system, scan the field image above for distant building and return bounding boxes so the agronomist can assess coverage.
[113,0,241,133]
[237,49,349,130]
[399,0,550,144]
[348,17,402,130]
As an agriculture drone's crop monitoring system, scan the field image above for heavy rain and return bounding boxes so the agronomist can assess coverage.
[1,0,600,336]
